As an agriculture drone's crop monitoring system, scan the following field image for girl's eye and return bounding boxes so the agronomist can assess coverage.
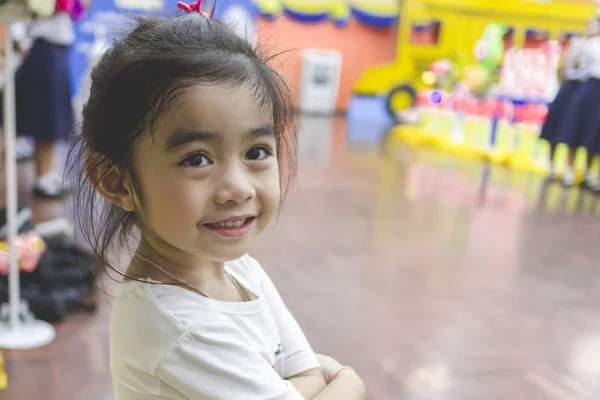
[245,146,273,161]
[181,153,211,168]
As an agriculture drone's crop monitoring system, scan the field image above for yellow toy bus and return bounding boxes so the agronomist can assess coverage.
[354,0,597,110]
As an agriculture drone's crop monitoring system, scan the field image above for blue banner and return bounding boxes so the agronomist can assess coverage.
[69,0,259,103]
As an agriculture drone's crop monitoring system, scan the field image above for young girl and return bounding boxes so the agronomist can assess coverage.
[556,15,600,188]
[539,33,586,179]
[68,6,366,400]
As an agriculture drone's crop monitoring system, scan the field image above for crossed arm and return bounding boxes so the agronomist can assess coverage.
[288,354,366,400]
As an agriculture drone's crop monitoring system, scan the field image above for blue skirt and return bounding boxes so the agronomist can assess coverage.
[584,104,600,155]
[3,39,74,142]
[556,78,600,151]
[540,80,581,145]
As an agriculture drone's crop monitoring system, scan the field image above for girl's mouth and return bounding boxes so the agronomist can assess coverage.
[203,217,255,238]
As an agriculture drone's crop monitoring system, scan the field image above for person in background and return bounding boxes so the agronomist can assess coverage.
[13,0,84,197]
[0,22,35,161]
[580,17,600,193]
[540,33,586,180]
[555,14,600,189]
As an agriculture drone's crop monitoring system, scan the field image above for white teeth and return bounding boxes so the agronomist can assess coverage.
[213,219,247,229]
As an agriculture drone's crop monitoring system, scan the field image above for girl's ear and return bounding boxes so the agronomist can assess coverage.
[85,151,136,212]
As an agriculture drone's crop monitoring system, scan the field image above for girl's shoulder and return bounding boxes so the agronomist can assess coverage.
[111,255,267,330]
[111,277,222,336]
[226,254,275,295]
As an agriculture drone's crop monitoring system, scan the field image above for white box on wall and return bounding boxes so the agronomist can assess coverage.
[300,49,342,115]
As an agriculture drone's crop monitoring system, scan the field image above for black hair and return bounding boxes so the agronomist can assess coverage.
[67,14,298,275]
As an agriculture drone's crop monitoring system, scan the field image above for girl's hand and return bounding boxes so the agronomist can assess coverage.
[315,354,344,383]
[313,354,366,399]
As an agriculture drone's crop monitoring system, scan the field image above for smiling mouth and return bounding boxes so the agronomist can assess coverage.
[204,218,254,229]
[202,217,256,238]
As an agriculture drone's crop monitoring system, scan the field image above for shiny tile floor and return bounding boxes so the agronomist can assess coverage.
[2,116,600,400]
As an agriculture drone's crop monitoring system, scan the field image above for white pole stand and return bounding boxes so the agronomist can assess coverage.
[0,22,55,349]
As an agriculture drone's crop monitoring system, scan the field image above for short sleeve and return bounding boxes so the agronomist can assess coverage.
[245,256,320,378]
[157,318,304,400]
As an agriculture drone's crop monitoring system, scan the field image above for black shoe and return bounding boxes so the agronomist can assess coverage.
[33,185,68,199]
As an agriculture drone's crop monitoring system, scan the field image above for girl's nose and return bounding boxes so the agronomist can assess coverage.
[214,165,256,205]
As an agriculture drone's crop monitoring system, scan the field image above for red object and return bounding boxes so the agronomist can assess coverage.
[531,104,548,124]
[520,104,538,124]
[475,99,495,118]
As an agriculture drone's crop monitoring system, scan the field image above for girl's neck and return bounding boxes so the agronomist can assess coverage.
[128,237,227,286]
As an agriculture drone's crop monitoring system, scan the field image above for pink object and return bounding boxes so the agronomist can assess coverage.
[497,100,513,120]
[429,60,452,76]
[520,104,541,125]
[464,96,477,116]
[531,104,548,124]
[0,232,46,275]
[475,99,494,118]
[55,0,86,21]
[416,90,431,109]
[177,0,209,17]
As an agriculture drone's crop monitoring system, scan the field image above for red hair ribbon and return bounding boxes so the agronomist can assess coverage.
[177,0,209,17]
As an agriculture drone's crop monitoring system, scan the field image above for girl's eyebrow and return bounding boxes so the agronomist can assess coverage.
[164,124,275,153]
[246,124,275,140]
[164,129,221,152]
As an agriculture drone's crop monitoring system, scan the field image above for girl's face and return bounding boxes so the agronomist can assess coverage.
[132,84,280,264]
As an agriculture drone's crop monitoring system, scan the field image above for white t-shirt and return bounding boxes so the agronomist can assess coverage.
[563,37,587,81]
[110,254,319,400]
[27,12,75,46]
[582,36,600,80]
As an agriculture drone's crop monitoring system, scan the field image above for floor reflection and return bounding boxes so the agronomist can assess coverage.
[2,116,600,400]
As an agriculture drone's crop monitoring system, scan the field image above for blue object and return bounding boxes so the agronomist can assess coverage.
[70,0,170,100]
[0,40,74,141]
[413,23,430,32]
[70,0,258,102]
[430,91,443,105]
[350,6,397,29]
[262,12,277,21]
[334,16,351,28]
[282,7,329,23]
[489,111,500,148]
[346,95,395,144]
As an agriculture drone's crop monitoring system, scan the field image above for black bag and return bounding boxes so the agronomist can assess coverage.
[0,208,100,322]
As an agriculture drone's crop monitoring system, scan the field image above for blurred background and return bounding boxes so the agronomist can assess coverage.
[2,0,600,399]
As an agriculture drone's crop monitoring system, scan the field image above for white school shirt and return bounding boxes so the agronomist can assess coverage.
[581,36,600,80]
[563,37,587,81]
[110,254,319,400]
[27,12,75,46]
